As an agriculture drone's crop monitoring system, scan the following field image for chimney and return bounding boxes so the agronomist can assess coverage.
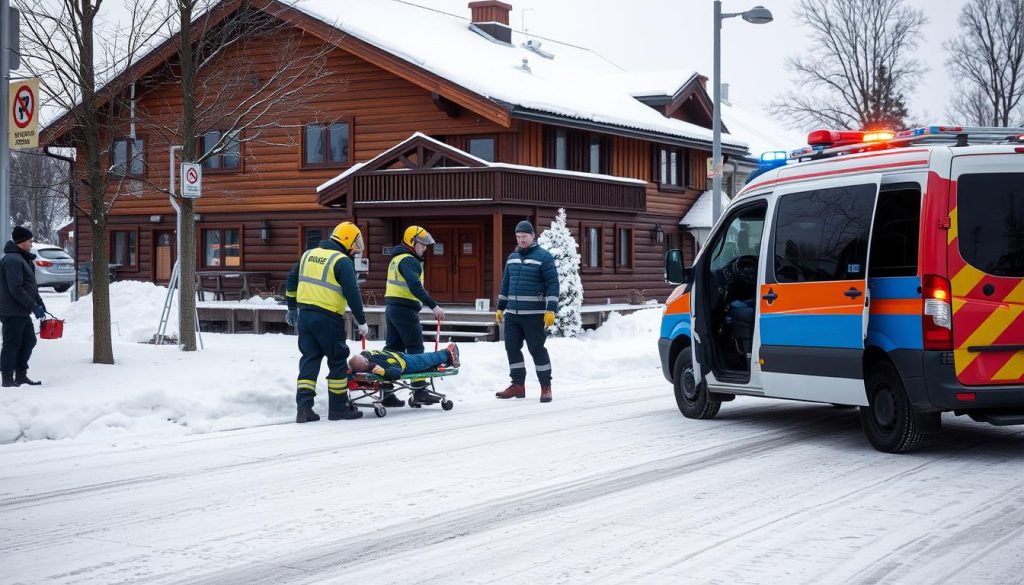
[721,82,731,105]
[469,1,513,44]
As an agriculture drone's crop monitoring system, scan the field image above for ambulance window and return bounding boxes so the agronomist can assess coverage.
[958,173,1024,277]
[773,184,876,283]
[710,204,766,271]
[869,186,920,277]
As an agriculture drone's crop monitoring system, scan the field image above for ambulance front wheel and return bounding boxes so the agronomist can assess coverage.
[673,349,721,419]
[861,362,923,453]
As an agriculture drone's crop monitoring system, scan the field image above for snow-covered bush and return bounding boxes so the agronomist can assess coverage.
[538,208,583,337]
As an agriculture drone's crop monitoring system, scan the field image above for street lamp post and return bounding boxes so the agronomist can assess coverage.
[712,2,773,225]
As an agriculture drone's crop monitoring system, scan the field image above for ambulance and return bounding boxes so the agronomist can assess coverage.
[659,126,1024,452]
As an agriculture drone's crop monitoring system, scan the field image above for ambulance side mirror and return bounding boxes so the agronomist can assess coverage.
[664,250,690,285]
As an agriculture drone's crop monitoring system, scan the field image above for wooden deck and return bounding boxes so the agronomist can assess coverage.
[196,302,661,338]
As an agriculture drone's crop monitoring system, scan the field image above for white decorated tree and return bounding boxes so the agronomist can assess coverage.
[538,208,584,337]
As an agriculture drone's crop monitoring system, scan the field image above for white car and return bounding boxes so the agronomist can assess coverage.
[30,244,75,292]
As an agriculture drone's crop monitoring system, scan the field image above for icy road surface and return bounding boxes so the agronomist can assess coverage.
[2,387,1023,584]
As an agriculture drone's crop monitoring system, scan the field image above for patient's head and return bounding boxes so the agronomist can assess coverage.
[348,353,370,372]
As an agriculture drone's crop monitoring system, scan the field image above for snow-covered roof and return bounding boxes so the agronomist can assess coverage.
[317,131,648,193]
[719,99,805,159]
[679,190,731,229]
[294,0,747,150]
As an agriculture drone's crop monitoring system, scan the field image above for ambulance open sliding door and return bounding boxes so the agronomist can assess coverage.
[757,174,882,405]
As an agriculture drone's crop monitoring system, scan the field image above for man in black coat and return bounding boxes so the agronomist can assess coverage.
[0,226,46,387]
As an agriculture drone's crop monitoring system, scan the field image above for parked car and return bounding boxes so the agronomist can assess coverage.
[31,244,75,292]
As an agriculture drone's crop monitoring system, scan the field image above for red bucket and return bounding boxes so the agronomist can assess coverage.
[40,318,64,340]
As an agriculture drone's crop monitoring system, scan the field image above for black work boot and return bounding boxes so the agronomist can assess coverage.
[328,404,363,420]
[15,371,41,386]
[1,371,15,388]
[296,405,320,423]
[381,392,405,408]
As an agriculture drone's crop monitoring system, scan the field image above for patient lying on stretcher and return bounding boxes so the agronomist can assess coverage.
[347,342,461,380]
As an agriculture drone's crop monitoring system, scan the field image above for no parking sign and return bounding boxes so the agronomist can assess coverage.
[8,78,39,149]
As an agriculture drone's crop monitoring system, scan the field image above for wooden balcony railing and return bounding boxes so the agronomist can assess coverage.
[348,167,645,212]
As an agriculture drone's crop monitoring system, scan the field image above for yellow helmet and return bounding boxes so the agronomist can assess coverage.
[403,225,435,248]
[331,221,364,252]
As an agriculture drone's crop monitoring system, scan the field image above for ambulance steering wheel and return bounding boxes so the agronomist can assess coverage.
[723,255,758,286]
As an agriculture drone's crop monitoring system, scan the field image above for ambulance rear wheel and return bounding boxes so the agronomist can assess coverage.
[673,350,720,419]
[861,362,922,453]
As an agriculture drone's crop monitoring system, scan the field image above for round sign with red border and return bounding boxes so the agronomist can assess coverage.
[186,167,199,185]
[12,85,35,130]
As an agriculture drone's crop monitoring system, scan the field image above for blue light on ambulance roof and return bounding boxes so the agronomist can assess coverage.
[760,150,788,162]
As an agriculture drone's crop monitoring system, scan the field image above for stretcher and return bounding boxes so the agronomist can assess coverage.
[348,368,458,417]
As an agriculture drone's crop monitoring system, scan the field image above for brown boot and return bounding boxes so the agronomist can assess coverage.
[540,385,552,403]
[496,384,525,399]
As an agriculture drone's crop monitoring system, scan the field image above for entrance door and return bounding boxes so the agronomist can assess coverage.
[757,175,881,405]
[154,231,175,283]
[423,224,484,303]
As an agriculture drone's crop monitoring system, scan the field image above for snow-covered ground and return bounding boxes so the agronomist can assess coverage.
[1,283,1023,584]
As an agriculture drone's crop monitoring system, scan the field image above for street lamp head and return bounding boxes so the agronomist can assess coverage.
[742,6,773,24]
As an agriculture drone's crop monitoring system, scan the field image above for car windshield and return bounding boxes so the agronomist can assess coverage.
[36,248,71,260]
[958,172,1024,277]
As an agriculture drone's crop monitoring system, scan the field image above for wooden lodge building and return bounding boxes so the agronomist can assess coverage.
[42,0,750,307]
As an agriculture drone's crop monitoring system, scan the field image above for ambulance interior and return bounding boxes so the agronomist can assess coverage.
[705,204,766,376]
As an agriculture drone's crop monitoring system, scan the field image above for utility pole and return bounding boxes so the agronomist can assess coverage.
[1,0,13,244]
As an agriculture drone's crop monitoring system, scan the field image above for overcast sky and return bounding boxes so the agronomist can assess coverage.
[417,0,967,130]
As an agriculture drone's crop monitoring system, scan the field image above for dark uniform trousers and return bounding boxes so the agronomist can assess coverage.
[384,304,427,388]
[297,310,351,412]
[503,313,551,385]
[0,315,36,372]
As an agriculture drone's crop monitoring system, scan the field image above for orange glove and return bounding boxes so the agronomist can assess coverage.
[544,311,555,327]
[495,309,503,324]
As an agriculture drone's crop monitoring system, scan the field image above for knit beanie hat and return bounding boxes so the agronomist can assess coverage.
[514,220,534,235]
[12,226,33,244]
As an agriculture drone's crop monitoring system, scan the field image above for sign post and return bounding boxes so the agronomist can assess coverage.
[1,0,15,244]
[181,162,202,199]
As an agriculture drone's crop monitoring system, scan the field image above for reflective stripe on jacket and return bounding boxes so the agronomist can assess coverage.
[296,247,349,315]
[497,243,559,314]
[385,252,420,303]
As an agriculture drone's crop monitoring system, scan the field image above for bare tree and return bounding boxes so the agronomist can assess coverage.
[16,0,170,364]
[9,150,71,244]
[772,0,927,130]
[945,0,1024,127]
[138,0,336,351]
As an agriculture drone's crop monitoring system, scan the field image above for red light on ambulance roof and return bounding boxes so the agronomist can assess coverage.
[863,130,895,142]
[806,129,894,148]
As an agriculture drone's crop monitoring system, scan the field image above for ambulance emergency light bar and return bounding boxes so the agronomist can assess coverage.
[788,125,1024,160]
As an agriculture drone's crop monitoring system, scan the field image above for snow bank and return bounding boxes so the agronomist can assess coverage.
[0,284,665,444]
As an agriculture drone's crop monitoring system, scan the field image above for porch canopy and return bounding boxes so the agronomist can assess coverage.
[317,133,646,214]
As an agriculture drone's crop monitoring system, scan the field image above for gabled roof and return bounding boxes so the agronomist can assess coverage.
[294,0,747,151]
[679,190,732,229]
[43,0,749,154]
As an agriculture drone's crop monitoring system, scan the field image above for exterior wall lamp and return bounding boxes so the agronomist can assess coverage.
[259,219,270,243]
[653,224,665,245]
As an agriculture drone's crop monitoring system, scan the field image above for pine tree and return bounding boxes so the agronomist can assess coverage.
[538,208,583,337]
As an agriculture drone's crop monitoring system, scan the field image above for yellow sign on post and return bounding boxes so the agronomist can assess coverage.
[9,78,39,150]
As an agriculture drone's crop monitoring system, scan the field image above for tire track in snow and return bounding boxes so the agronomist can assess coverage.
[171,410,848,585]
[0,387,671,511]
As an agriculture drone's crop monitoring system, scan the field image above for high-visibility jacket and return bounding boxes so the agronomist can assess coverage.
[297,246,350,315]
[385,252,420,303]
[383,245,437,310]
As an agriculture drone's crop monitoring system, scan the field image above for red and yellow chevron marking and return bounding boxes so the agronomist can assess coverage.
[947,200,1024,385]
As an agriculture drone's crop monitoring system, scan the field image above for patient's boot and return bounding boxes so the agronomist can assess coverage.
[495,384,525,399]
[381,392,405,408]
